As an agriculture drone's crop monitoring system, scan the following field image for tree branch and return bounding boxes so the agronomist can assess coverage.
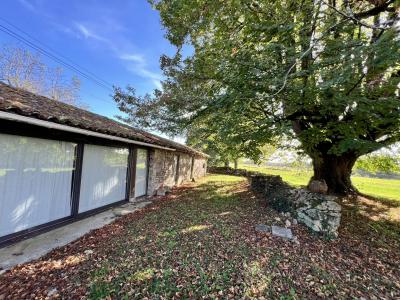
[345,73,365,95]
[269,17,348,98]
[322,0,390,30]
[354,0,395,19]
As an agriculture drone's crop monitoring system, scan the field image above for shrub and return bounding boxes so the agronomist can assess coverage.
[355,154,400,175]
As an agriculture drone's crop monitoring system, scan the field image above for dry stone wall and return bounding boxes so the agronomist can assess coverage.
[209,167,342,238]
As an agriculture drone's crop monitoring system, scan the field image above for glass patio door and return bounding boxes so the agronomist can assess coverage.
[134,148,148,198]
[78,144,129,213]
[0,133,75,237]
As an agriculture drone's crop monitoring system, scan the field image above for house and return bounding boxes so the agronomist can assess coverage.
[0,83,208,246]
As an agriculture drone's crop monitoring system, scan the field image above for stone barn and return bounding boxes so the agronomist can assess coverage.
[0,83,207,246]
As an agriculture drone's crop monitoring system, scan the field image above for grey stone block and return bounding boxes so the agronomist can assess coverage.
[271,225,293,240]
[156,188,167,196]
[255,224,271,233]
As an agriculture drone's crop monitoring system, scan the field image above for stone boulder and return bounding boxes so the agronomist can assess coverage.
[213,167,342,238]
[308,179,328,194]
[291,189,341,238]
[250,175,342,238]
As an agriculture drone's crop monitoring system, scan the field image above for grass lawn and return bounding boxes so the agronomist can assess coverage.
[1,175,399,299]
[241,164,400,203]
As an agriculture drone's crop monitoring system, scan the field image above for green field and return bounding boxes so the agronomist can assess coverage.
[240,164,400,202]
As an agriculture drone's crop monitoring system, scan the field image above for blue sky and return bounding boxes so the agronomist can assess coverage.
[0,0,177,120]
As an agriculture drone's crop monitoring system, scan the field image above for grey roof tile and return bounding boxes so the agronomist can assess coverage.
[0,82,207,157]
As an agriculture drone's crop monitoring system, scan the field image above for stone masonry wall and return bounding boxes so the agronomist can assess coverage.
[147,149,207,195]
[193,158,207,179]
[209,167,342,238]
[147,149,176,196]
[177,154,192,185]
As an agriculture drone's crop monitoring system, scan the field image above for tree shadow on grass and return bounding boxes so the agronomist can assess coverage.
[340,192,400,227]
[339,195,400,251]
[357,192,400,208]
[1,175,399,299]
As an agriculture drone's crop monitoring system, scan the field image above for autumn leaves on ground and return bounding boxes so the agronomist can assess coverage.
[1,175,399,299]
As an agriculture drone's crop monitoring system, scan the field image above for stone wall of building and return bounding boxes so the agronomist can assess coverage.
[177,154,192,185]
[192,157,207,179]
[147,149,176,196]
[147,149,207,195]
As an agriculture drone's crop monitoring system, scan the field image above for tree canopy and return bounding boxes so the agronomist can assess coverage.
[114,0,400,194]
[355,153,400,174]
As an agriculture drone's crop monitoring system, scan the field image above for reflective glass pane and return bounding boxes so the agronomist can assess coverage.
[135,149,148,197]
[0,134,75,237]
[79,144,128,213]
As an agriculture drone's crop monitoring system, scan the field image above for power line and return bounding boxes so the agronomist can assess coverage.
[0,24,113,92]
[83,91,116,107]
[0,17,115,89]
[0,24,115,105]
[0,19,116,99]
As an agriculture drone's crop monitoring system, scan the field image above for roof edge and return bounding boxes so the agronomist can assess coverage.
[0,111,176,151]
[0,82,209,158]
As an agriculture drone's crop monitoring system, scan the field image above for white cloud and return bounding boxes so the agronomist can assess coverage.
[119,54,146,64]
[120,53,163,89]
[18,0,37,12]
[72,19,163,89]
[74,22,109,43]
[151,79,163,90]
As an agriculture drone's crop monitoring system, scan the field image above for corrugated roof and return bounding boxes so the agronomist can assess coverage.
[0,82,207,157]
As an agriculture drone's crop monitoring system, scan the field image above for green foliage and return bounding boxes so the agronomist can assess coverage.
[260,144,277,161]
[114,1,400,191]
[355,154,400,174]
[185,120,251,165]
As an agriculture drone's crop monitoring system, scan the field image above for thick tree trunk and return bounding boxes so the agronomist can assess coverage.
[310,153,358,195]
[224,161,229,168]
[234,159,238,170]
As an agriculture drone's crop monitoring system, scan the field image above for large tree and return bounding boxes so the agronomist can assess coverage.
[114,0,400,194]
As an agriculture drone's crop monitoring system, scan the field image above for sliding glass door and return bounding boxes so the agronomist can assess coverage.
[0,134,151,240]
[0,134,75,237]
[134,148,148,198]
[79,144,129,213]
